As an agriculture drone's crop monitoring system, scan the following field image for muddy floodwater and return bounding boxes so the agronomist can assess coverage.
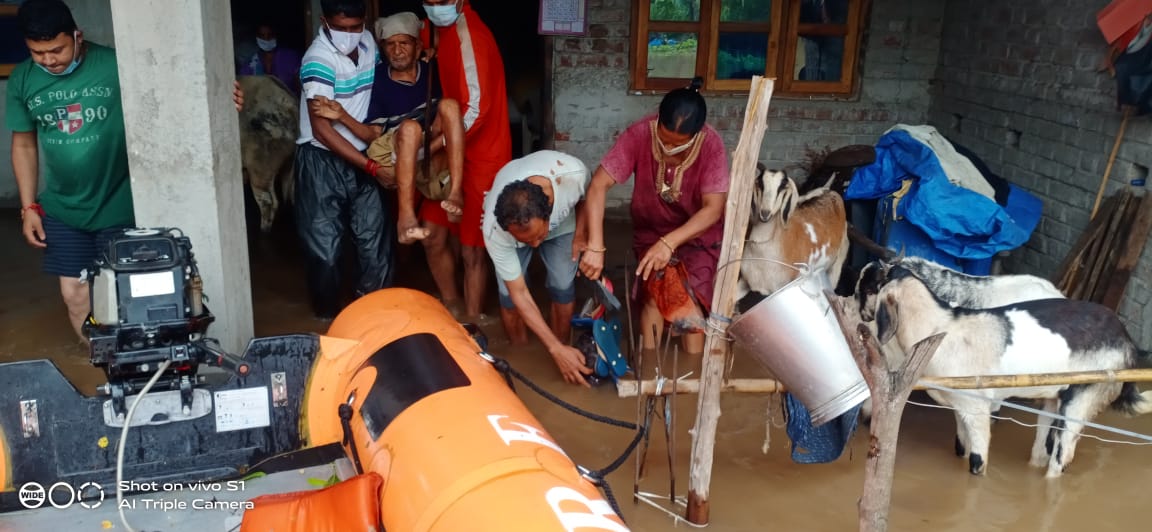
[2,210,1151,531]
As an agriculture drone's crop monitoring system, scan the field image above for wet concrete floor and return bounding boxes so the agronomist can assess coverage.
[2,207,1151,531]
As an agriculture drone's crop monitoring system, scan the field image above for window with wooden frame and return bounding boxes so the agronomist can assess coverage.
[631,0,866,96]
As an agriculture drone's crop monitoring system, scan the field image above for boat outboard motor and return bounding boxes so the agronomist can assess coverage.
[82,228,247,418]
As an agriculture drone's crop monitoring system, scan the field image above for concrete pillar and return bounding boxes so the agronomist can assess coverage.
[109,0,253,354]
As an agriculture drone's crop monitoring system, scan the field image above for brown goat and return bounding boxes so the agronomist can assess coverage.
[739,167,849,298]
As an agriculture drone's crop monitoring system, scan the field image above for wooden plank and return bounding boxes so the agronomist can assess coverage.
[1089,191,1138,303]
[1053,192,1123,293]
[1100,193,1152,310]
[685,76,774,526]
[1083,190,1133,301]
[618,367,1152,397]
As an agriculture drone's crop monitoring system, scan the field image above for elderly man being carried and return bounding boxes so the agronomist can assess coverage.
[311,11,465,244]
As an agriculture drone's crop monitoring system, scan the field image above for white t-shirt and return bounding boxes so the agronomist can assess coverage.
[483,150,590,282]
[296,28,378,151]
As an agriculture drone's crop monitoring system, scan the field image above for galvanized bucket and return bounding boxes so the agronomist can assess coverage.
[729,274,868,426]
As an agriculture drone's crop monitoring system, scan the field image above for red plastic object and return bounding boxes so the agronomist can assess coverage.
[1098,0,1152,45]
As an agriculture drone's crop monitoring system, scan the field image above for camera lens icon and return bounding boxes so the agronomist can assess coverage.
[78,482,105,509]
[19,482,46,509]
[17,481,103,510]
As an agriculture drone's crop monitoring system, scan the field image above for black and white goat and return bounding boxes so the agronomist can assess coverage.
[854,257,1066,422]
[872,265,1152,478]
[739,167,849,299]
[855,256,1065,321]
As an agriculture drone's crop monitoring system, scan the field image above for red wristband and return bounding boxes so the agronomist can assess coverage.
[22,203,44,219]
[365,159,380,176]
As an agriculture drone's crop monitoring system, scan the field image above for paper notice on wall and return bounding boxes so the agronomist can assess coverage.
[539,0,588,35]
[214,387,271,432]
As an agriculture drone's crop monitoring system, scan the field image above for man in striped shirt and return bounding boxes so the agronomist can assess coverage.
[294,0,390,319]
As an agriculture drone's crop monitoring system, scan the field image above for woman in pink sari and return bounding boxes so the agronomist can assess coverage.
[580,78,730,354]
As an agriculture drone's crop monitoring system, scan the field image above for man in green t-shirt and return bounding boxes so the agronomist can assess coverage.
[6,0,243,343]
[6,0,131,343]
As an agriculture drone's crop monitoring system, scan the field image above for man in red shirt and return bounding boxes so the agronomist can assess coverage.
[421,0,511,322]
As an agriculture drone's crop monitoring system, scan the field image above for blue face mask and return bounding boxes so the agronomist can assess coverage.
[424,4,461,27]
[36,32,83,76]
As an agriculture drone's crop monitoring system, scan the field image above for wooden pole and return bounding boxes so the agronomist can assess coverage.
[1091,107,1132,220]
[616,367,1152,397]
[685,76,774,525]
[828,293,944,532]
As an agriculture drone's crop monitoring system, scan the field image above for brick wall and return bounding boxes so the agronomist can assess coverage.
[927,0,1152,345]
[551,0,947,209]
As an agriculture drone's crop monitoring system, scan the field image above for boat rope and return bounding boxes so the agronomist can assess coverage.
[338,402,366,474]
[484,354,646,521]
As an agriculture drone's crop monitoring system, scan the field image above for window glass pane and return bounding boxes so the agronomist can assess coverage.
[650,0,701,22]
[794,34,844,81]
[716,32,767,79]
[647,32,699,78]
[721,0,771,23]
[800,0,850,24]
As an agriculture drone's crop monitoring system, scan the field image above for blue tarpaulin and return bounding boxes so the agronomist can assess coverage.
[845,130,1042,260]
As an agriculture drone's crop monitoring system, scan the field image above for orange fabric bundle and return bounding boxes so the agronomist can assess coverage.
[644,260,707,333]
[240,472,383,532]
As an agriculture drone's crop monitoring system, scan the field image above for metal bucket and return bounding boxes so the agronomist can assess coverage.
[729,275,868,426]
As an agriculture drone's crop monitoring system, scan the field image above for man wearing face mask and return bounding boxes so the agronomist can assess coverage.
[6,0,246,344]
[419,0,512,325]
[6,0,130,344]
[240,21,302,97]
[294,0,392,319]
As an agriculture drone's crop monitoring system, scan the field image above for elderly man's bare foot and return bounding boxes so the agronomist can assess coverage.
[442,193,464,224]
[397,217,430,244]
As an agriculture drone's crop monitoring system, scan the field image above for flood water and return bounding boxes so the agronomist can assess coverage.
[2,208,1151,531]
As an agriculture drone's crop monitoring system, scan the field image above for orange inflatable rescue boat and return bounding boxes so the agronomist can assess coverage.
[290,288,630,531]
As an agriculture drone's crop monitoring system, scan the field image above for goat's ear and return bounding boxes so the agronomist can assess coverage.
[875,293,898,345]
[778,181,794,224]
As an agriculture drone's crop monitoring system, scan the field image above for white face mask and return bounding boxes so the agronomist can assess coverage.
[325,23,362,55]
[256,37,277,52]
[424,4,461,27]
[659,134,696,156]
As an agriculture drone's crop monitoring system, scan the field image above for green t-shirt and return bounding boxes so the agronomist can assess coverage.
[5,43,133,231]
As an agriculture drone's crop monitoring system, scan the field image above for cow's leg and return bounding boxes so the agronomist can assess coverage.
[252,179,276,233]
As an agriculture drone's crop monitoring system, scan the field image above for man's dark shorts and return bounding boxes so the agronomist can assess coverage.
[41,215,127,278]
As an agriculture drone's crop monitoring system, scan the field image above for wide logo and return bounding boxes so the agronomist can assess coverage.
[55,103,84,135]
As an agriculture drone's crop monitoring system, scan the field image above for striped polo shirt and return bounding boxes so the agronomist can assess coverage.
[297,28,378,150]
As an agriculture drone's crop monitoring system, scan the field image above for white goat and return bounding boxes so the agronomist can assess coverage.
[855,256,1065,321]
[873,265,1152,478]
[739,167,848,299]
